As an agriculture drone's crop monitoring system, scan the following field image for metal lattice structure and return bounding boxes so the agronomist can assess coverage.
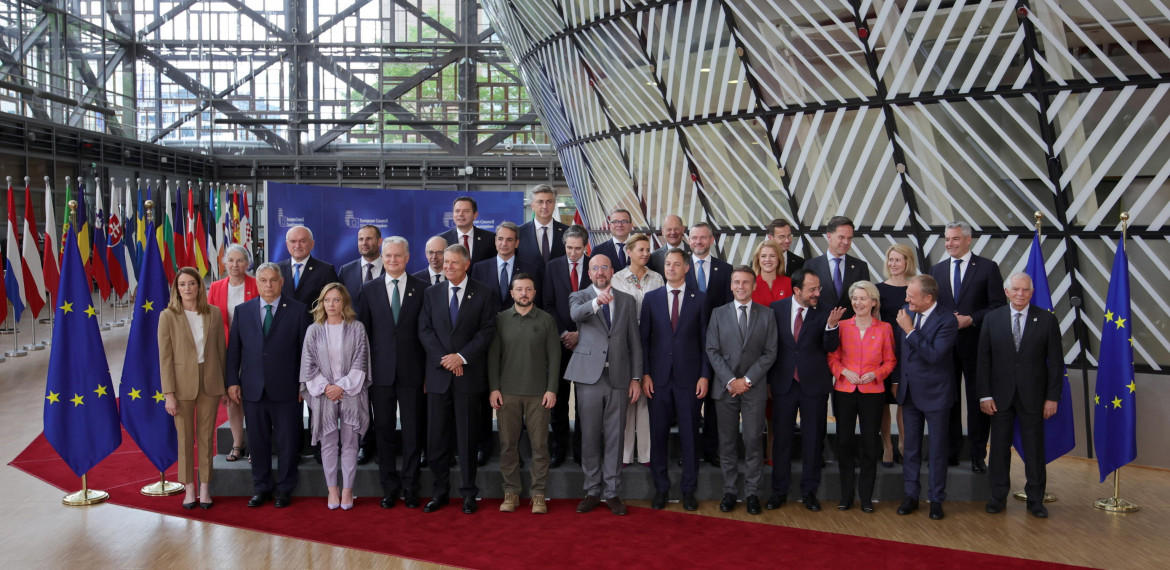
[482,0,1170,370]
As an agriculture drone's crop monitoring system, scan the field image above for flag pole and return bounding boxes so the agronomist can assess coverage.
[22,177,45,351]
[5,175,28,358]
[44,176,54,342]
[108,177,122,328]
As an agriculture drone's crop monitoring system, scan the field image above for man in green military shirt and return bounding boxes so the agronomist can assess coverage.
[488,272,561,514]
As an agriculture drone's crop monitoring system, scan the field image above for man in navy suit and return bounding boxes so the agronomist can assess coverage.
[413,236,447,286]
[895,275,958,520]
[542,225,591,467]
[516,184,567,269]
[640,248,711,511]
[685,222,731,465]
[802,216,870,319]
[766,219,805,276]
[436,196,496,266]
[277,225,338,314]
[471,221,543,313]
[338,224,383,464]
[358,236,429,509]
[418,244,499,514]
[647,214,690,276]
[767,269,844,512]
[225,262,311,509]
[929,221,1005,473]
[590,208,633,272]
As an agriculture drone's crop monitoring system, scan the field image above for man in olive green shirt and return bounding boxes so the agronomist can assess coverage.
[488,272,561,514]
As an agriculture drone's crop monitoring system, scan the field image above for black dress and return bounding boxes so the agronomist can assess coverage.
[875,282,908,404]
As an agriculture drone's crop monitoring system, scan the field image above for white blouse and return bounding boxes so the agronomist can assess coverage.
[184,310,205,363]
[226,281,246,326]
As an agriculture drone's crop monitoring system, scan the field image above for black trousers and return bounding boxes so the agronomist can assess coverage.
[833,389,885,502]
[949,354,990,462]
[428,389,483,498]
[771,381,828,496]
[370,381,426,495]
[551,346,582,460]
[243,397,302,494]
[989,393,1046,503]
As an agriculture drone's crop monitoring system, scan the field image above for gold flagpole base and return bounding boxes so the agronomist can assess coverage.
[141,481,185,496]
[1012,491,1057,503]
[1094,496,1139,513]
[62,488,110,506]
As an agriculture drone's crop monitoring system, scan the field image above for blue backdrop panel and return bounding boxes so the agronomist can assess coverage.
[266,182,524,273]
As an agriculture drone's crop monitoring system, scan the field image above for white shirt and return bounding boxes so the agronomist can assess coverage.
[184,310,206,364]
[534,221,553,249]
[665,283,686,314]
[947,251,973,295]
[457,229,475,258]
[427,268,445,285]
[384,272,407,305]
[692,253,712,289]
[359,258,383,282]
[260,297,280,320]
[226,281,246,326]
[566,256,585,288]
[906,302,938,338]
[496,255,514,284]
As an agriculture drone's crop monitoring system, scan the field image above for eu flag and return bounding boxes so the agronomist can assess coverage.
[43,217,122,477]
[1014,233,1076,463]
[118,221,177,473]
[1093,239,1136,482]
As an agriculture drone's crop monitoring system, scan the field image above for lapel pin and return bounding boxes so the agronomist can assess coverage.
[1033,317,1037,322]
[408,292,413,297]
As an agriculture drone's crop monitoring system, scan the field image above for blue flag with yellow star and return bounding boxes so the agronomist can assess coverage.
[118,221,177,473]
[43,215,122,477]
[1093,239,1136,482]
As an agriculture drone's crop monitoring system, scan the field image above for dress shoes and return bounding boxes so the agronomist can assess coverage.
[897,498,919,515]
[929,502,945,520]
[860,500,874,513]
[720,493,737,512]
[605,496,627,516]
[1027,501,1049,518]
[947,457,960,467]
[356,447,371,465]
[837,497,853,511]
[247,492,272,508]
[746,495,762,515]
[576,495,601,513]
[423,496,449,513]
[650,491,668,510]
[476,449,489,467]
[550,451,566,469]
[403,491,421,509]
[274,492,292,508]
[381,491,400,509]
[462,496,478,514]
[418,451,427,468]
[704,453,720,467]
[765,494,787,510]
[972,458,988,473]
[682,492,698,511]
[986,498,1006,514]
[802,494,821,512]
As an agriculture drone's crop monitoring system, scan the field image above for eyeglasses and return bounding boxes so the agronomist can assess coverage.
[609,220,631,225]
[802,286,823,292]
[589,265,611,271]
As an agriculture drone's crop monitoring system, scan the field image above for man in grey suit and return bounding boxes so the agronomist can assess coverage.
[564,254,643,516]
[706,266,778,515]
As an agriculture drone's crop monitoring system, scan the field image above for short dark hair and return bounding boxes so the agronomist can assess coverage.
[690,221,713,234]
[911,274,939,302]
[359,224,382,239]
[731,265,756,280]
[766,219,792,235]
[825,216,854,235]
[664,247,689,265]
[790,268,817,291]
[511,272,536,290]
[564,224,587,245]
[454,196,478,213]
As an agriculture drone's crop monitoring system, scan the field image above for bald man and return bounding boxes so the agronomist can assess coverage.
[648,214,691,276]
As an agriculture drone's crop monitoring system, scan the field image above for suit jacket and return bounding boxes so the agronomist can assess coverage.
[338,258,381,304]
[417,278,499,394]
[648,242,691,276]
[470,255,544,312]
[225,296,311,403]
[358,273,428,388]
[976,305,1063,412]
[158,308,226,400]
[706,301,778,400]
[896,305,959,412]
[439,227,497,266]
[684,255,732,311]
[768,298,841,397]
[784,250,806,276]
[517,219,567,268]
[803,253,871,319]
[639,287,712,388]
[590,239,627,272]
[542,254,592,334]
[208,276,259,341]
[278,255,338,311]
[828,318,897,394]
[413,267,444,286]
[930,254,1006,359]
[564,287,643,386]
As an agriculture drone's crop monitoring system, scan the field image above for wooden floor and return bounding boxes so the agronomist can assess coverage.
[1,314,1165,569]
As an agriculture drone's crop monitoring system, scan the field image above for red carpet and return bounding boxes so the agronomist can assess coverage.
[11,429,1086,569]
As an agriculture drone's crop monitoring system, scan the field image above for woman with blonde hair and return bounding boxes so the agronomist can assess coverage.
[300,283,371,510]
[610,233,663,466]
[751,240,792,306]
[876,243,918,466]
[159,267,226,509]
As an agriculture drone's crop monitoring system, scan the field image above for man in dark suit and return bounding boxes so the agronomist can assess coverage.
[707,266,778,515]
[542,225,591,467]
[277,225,338,313]
[686,221,731,465]
[803,216,870,319]
[590,208,633,272]
[516,184,567,269]
[766,218,805,276]
[417,244,499,514]
[436,196,496,266]
[929,220,1006,473]
[640,248,711,511]
[338,224,383,464]
[767,269,844,512]
[648,214,690,276]
[225,262,311,509]
[413,236,447,286]
[358,236,429,509]
[978,272,1062,518]
[895,275,958,520]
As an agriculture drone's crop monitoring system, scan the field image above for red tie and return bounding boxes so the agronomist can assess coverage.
[670,289,681,331]
[462,233,469,251]
[793,307,804,382]
[570,262,579,292]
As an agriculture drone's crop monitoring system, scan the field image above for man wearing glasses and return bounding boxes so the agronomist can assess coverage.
[590,208,634,272]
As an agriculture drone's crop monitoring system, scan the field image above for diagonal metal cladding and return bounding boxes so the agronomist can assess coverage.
[308,0,375,41]
[390,0,459,42]
[220,0,294,41]
[149,54,286,143]
[0,18,52,77]
[472,111,540,154]
[0,43,48,120]
[138,49,293,153]
[307,50,461,153]
[67,47,128,130]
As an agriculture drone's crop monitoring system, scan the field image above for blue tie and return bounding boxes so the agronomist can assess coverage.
[499,261,509,300]
[294,263,303,288]
[833,257,843,297]
[953,259,963,301]
[696,260,707,293]
[449,286,460,326]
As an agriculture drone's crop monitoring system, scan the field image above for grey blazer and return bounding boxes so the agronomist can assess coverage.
[564,286,643,387]
[706,301,778,400]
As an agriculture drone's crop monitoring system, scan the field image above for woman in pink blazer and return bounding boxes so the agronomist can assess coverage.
[828,280,896,513]
[207,244,259,462]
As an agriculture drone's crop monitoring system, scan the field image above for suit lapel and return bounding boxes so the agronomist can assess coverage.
[957,257,980,304]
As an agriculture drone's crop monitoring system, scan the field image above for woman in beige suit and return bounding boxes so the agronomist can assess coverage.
[160,267,226,509]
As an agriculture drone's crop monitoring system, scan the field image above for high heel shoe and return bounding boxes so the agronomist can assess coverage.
[341,502,354,511]
[893,449,903,464]
[182,500,197,510]
[328,502,340,510]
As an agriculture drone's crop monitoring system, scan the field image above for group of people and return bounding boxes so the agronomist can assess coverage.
[156,184,1064,520]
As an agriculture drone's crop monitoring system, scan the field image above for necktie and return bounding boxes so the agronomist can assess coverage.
[793,307,804,381]
[294,263,303,288]
[263,304,273,337]
[601,302,611,329]
[738,305,748,343]
[499,261,510,300]
[541,226,550,262]
[462,233,470,253]
[570,262,580,292]
[1013,312,1023,350]
[832,257,843,298]
[617,243,626,268]
[449,286,460,326]
[696,260,707,293]
[434,273,442,285]
[953,259,963,301]
[670,289,680,331]
[364,263,374,283]
[391,278,401,324]
[914,312,922,330]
